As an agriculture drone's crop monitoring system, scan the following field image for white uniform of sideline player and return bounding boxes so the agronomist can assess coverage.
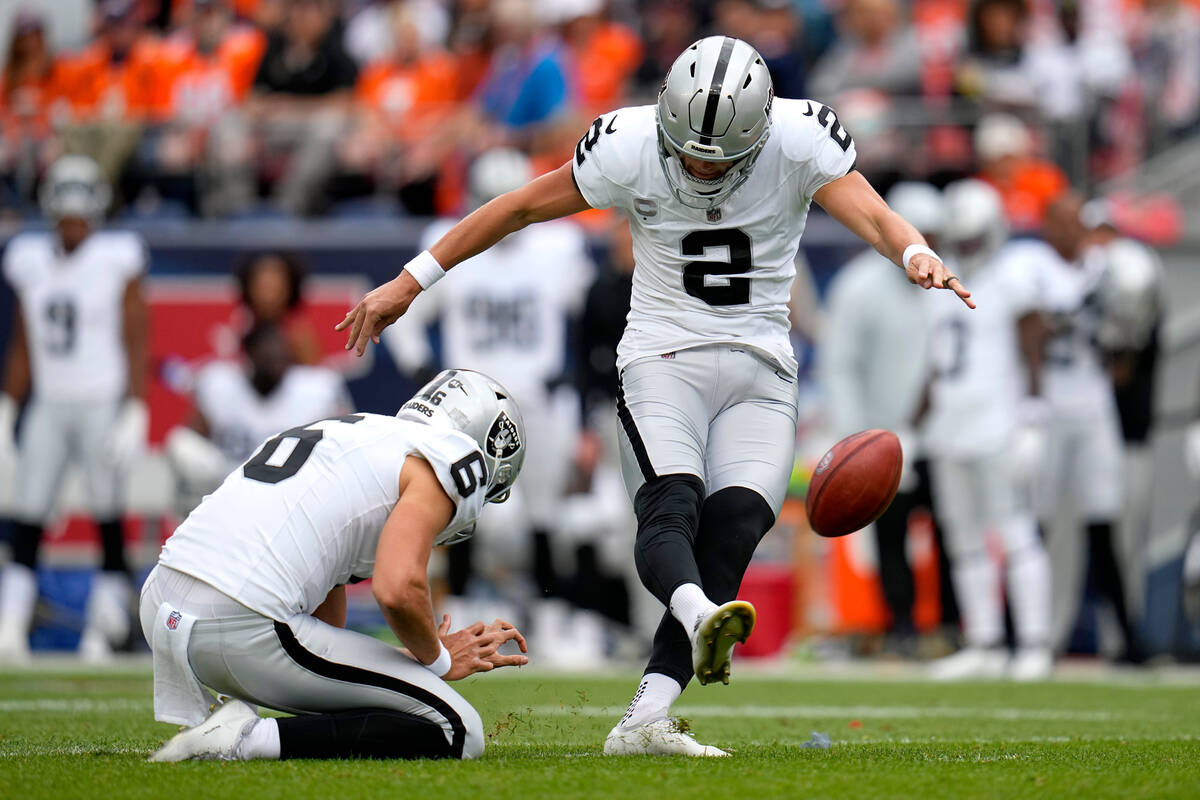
[142,370,529,762]
[385,149,593,593]
[920,181,1054,681]
[0,156,150,662]
[165,322,349,514]
[819,182,945,649]
[338,36,973,756]
[1035,193,1139,660]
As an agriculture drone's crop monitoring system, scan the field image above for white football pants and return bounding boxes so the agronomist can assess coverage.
[139,566,484,758]
[931,448,1052,649]
[615,345,799,515]
[13,397,125,522]
[1037,404,1124,521]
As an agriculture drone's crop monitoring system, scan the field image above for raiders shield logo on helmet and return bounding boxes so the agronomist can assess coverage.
[486,412,521,458]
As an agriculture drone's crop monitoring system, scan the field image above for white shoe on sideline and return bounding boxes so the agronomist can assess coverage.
[149,700,259,762]
[1010,647,1054,681]
[692,600,755,686]
[0,624,30,664]
[927,647,1008,680]
[78,627,113,664]
[604,718,729,757]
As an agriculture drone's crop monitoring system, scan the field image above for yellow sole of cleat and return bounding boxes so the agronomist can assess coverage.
[694,601,756,686]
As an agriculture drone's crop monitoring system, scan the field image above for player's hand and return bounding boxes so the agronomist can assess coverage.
[1011,398,1050,484]
[108,398,149,471]
[437,614,529,681]
[906,253,976,309]
[335,272,422,357]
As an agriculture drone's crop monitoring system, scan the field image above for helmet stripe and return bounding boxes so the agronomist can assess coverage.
[698,36,736,146]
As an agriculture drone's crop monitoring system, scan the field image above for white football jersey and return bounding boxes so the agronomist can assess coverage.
[393,219,592,396]
[922,241,1042,459]
[193,361,350,467]
[572,99,858,375]
[1036,246,1113,417]
[158,415,489,621]
[2,230,145,402]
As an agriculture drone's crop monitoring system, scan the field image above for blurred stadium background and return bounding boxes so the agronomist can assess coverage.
[1,0,1199,670]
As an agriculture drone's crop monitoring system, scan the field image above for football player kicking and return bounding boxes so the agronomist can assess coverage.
[144,369,527,762]
[338,36,973,756]
[0,155,149,662]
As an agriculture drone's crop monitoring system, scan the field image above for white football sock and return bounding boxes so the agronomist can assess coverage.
[0,563,37,635]
[619,673,682,729]
[1004,516,1052,648]
[237,717,280,760]
[951,551,1003,648]
[669,583,717,634]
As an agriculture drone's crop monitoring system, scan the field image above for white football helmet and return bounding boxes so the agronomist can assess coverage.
[885,182,945,240]
[1096,238,1162,350]
[397,368,526,512]
[468,148,533,209]
[942,179,1007,276]
[39,154,111,222]
[656,36,773,210]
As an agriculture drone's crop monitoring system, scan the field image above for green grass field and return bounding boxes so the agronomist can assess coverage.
[2,664,1198,799]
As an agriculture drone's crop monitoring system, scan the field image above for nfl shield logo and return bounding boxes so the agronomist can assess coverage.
[706,207,722,223]
[166,611,182,631]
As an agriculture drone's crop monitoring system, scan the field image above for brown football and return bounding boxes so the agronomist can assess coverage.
[805,429,903,538]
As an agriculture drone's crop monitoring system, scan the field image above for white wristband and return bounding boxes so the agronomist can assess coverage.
[402,250,446,290]
[902,244,941,270]
[426,643,452,678]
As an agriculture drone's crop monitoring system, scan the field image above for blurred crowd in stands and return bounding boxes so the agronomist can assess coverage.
[1,0,1198,222]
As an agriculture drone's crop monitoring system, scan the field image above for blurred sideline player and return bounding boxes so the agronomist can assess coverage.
[384,148,593,609]
[820,182,958,656]
[1036,193,1141,662]
[165,321,349,515]
[920,180,1053,680]
[340,36,972,756]
[1085,208,1163,617]
[143,370,527,762]
[0,155,149,662]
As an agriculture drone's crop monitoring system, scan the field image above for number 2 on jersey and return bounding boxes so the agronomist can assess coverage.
[243,414,365,484]
[681,228,754,306]
[575,114,617,166]
[806,102,853,153]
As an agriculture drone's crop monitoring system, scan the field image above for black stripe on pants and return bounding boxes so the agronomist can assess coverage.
[616,377,656,481]
[272,620,466,759]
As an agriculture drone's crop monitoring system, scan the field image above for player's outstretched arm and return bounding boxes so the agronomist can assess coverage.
[373,456,530,681]
[337,162,592,356]
[814,171,976,309]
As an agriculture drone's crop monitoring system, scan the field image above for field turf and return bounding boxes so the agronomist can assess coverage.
[1,664,1198,799]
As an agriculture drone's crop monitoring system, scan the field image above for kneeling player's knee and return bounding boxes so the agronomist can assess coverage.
[460,704,485,760]
[695,487,775,600]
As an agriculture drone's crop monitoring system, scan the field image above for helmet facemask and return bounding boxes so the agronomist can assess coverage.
[655,121,770,211]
